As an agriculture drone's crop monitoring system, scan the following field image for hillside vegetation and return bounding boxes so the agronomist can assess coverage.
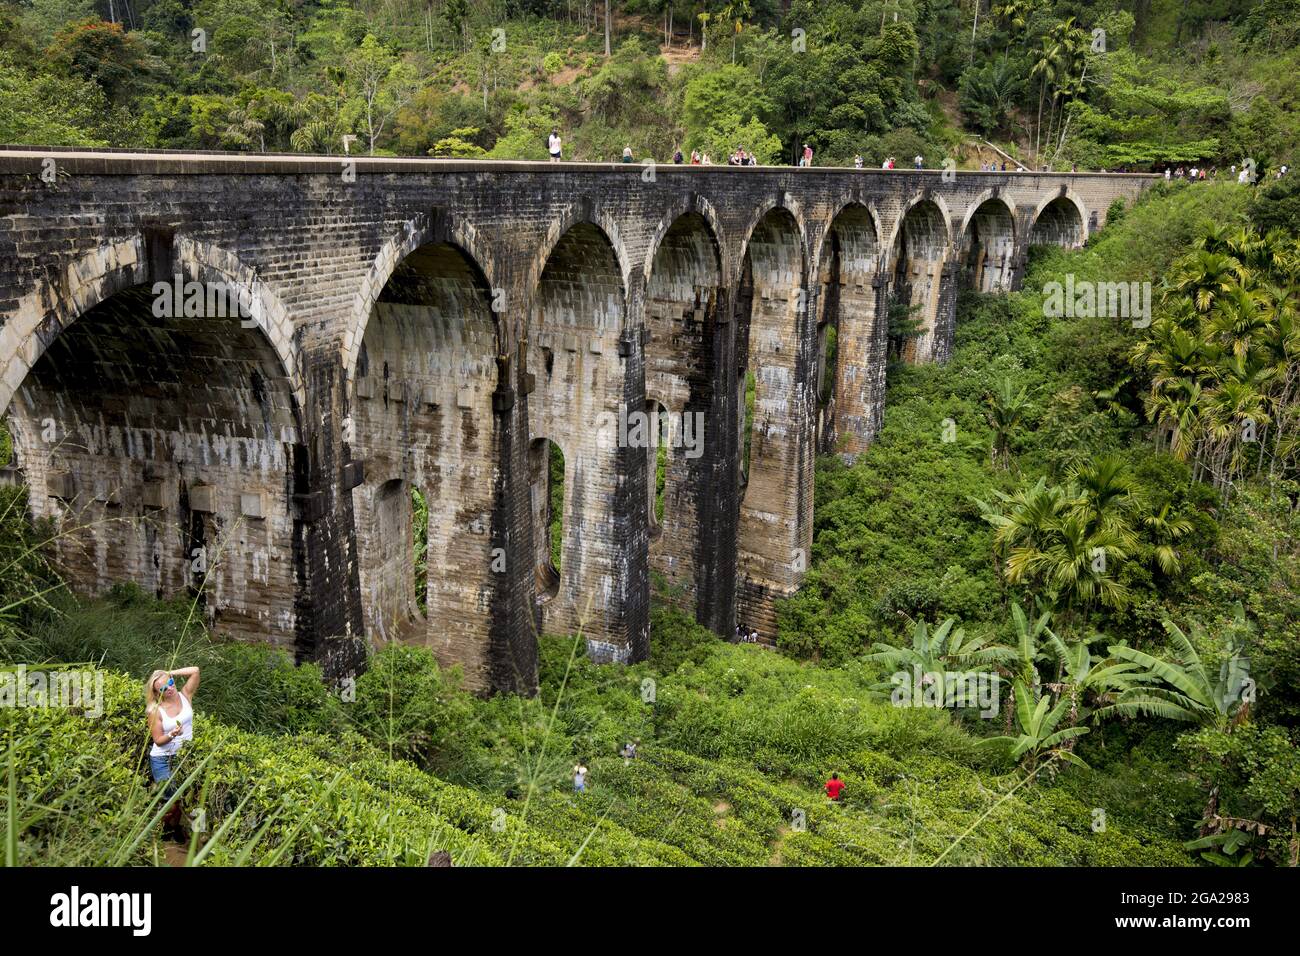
[2,1,1298,171]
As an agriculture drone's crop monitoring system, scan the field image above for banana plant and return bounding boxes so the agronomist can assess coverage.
[1101,605,1254,729]
[1043,631,1148,727]
[867,617,1012,707]
[980,679,1090,770]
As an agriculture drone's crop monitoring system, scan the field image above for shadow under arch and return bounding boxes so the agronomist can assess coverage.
[1029,190,1089,247]
[344,211,501,386]
[2,236,307,652]
[643,209,727,620]
[734,204,813,646]
[959,194,1018,293]
[526,217,643,662]
[885,194,954,364]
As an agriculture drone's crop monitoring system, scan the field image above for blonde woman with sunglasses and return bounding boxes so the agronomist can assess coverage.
[145,667,200,830]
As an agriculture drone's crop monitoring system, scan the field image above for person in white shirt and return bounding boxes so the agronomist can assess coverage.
[548,130,562,162]
[573,762,588,792]
[147,666,200,833]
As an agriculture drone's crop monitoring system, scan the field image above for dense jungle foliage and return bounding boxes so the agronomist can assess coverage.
[2,1,1299,172]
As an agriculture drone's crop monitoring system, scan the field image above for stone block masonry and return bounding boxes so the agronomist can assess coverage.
[0,149,1155,693]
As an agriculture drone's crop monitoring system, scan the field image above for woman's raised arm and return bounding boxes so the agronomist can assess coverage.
[172,666,200,700]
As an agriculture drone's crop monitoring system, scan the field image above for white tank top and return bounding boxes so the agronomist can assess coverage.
[150,692,193,757]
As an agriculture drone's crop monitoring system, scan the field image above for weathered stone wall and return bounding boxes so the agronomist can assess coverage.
[735,209,814,642]
[645,213,723,615]
[0,149,1156,689]
[818,204,885,460]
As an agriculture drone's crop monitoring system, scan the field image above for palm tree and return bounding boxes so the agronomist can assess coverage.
[976,477,1133,617]
[1068,455,1141,539]
[985,377,1032,469]
[1140,502,1194,576]
[1029,37,1063,163]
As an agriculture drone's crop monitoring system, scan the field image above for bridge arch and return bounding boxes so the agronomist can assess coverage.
[344,212,499,384]
[885,193,955,363]
[348,235,502,688]
[1029,190,1089,247]
[815,201,886,458]
[643,208,726,613]
[735,196,810,289]
[526,218,637,657]
[525,204,634,329]
[642,194,728,285]
[2,234,305,650]
[734,205,813,644]
[0,236,304,416]
[959,194,1018,293]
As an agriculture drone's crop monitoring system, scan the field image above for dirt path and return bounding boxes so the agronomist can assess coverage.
[163,841,188,867]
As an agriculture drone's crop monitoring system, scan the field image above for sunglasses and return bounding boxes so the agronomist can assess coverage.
[157,677,174,692]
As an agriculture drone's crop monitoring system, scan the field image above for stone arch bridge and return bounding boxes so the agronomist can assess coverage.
[0,149,1154,693]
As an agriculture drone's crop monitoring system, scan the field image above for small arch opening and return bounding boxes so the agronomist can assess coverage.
[644,399,669,537]
[529,437,564,602]
[1030,196,1085,248]
[962,199,1016,293]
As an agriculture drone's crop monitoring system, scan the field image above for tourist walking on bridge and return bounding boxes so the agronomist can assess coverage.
[548,129,562,162]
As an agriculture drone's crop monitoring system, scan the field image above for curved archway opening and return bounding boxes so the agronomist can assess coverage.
[3,280,302,648]
[350,242,499,678]
[735,207,810,644]
[962,199,1016,293]
[358,477,427,642]
[818,204,883,456]
[1030,196,1085,248]
[527,222,628,650]
[528,437,563,603]
[888,199,950,364]
[645,212,724,606]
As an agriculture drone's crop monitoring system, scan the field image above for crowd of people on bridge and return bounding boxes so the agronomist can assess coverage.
[1159,162,1289,184]
[547,128,1292,183]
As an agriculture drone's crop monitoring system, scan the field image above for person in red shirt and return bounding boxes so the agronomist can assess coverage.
[825,773,845,801]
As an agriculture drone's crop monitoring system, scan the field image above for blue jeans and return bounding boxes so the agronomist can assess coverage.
[150,754,177,796]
